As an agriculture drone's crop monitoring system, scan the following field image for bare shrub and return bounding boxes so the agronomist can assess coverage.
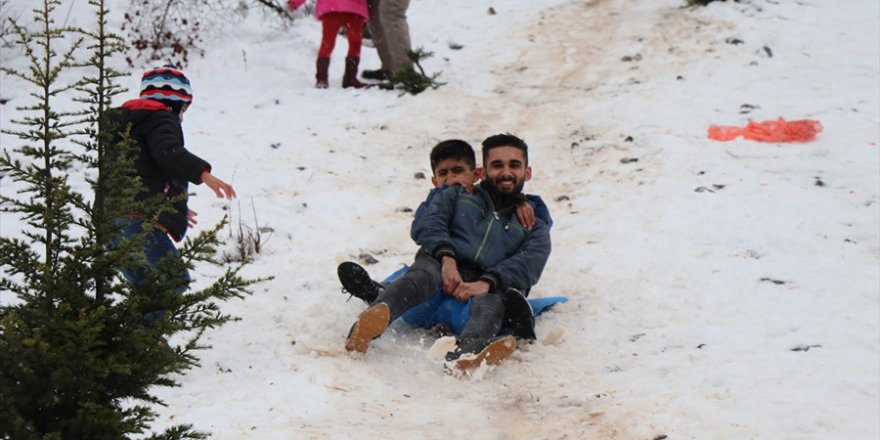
[223,199,273,263]
[121,0,296,68]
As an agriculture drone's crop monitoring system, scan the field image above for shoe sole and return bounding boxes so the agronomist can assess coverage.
[451,335,516,370]
[345,303,390,354]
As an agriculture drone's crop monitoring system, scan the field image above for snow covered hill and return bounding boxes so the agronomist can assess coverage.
[1,0,878,438]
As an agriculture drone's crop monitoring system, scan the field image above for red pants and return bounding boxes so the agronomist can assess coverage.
[318,12,364,58]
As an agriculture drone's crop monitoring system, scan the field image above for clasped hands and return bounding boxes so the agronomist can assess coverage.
[441,256,491,302]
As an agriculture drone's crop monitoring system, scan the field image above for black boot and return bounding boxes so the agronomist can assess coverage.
[361,68,389,81]
[342,56,367,89]
[337,261,382,303]
[503,288,536,340]
[315,57,330,89]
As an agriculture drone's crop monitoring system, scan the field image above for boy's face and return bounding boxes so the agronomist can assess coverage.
[484,146,531,196]
[432,158,481,192]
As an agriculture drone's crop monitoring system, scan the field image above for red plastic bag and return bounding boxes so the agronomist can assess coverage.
[708,118,823,142]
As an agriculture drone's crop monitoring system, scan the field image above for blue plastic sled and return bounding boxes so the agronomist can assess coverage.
[382,265,568,335]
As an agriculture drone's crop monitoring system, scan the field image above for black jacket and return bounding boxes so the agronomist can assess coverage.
[116,99,210,241]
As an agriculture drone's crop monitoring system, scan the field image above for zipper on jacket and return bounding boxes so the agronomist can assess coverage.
[473,212,498,261]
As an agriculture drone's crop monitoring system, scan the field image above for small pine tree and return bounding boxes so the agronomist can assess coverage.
[0,1,266,438]
[387,47,444,95]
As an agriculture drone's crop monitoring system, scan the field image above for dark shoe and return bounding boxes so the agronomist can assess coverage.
[375,81,395,91]
[445,335,516,370]
[503,288,536,340]
[337,261,382,304]
[315,57,330,89]
[342,56,367,88]
[345,303,390,354]
[361,69,388,81]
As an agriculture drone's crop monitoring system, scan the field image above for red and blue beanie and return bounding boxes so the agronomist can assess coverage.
[140,65,193,114]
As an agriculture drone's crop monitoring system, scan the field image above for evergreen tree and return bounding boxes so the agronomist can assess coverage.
[386,48,445,95]
[0,1,265,438]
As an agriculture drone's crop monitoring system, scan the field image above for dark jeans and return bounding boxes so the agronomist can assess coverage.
[375,251,504,342]
[113,218,189,326]
[374,251,441,322]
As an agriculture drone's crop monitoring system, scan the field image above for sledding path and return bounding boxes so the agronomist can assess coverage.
[138,0,879,438]
[440,0,880,438]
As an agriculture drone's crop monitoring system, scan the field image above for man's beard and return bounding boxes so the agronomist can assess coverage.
[492,175,525,196]
[480,177,526,211]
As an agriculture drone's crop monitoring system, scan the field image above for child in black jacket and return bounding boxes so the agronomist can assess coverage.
[112,66,235,325]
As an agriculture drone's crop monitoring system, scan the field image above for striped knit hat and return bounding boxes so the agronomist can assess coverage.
[140,65,193,114]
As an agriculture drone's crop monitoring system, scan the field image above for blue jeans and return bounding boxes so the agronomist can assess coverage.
[113,218,190,326]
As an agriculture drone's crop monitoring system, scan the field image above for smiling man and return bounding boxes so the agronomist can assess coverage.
[341,133,552,371]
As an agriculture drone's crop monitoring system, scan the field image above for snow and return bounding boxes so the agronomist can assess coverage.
[1,0,879,438]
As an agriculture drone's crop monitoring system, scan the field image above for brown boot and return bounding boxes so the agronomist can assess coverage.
[315,57,329,89]
[344,303,390,354]
[342,56,366,89]
[445,335,516,370]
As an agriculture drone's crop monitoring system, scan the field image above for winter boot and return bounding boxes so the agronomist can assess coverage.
[445,335,516,370]
[342,56,367,89]
[345,302,390,354]
[361,68,389,81]
[337,261,382,304]
[315,57,330,89]
[503,288,536,340]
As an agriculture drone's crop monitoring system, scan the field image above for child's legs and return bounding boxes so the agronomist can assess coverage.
[114,218,148,286]
[114,217,190,325]
[141,226,189,289]
[342,15,364,58]
[139,223,190,325]
[318,13,346,58]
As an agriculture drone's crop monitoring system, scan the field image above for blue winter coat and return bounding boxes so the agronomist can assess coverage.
[411,183,551,292]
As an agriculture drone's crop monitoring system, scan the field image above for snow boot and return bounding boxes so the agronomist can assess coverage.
[342,56,367,89]
[445,335,516,370]
[345,302,390,354]
[337,261,382,304]
[503,288,536,340]
[362,68,389,81]
[315,57,330,89]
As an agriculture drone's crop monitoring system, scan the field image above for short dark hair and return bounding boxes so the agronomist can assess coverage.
[481,133,528,165]
[430,139,476,171]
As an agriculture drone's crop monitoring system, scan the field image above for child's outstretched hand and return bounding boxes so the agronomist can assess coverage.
[200,170,237,199]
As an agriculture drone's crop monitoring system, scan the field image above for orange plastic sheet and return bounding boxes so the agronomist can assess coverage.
[708,117,823,142]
